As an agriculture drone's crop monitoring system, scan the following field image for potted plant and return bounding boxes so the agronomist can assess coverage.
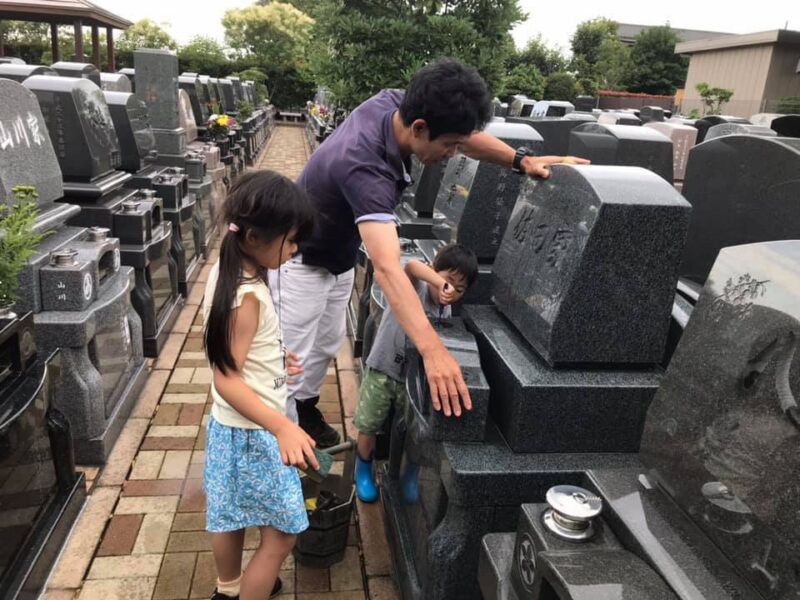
[0,185,48,320]
[236,99,254,120]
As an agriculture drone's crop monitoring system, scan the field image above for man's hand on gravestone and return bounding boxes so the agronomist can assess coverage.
[521,155,590,178]
[422,345,472,417]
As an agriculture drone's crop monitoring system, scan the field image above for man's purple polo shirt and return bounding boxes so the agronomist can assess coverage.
[297,89,411,275]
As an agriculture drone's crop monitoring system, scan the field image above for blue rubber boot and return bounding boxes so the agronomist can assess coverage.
[355,454,379,503]
[401,461,420,504]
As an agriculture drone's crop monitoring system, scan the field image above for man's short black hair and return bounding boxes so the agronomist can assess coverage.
[433,243,479,288]
[399,57,492,141]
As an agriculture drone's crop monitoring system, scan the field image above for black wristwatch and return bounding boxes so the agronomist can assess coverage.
[512,146,533,174]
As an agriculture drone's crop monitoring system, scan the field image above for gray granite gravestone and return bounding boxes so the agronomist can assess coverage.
[641,239,800,598]
[644,121,698,181]
[704,122,777,140]
[433,122,544,262]
[219,78,236,115]
[0,78,147,463]
[493,164,691,365]
[178,89,199,143]
[574,95,597,111]
[104,91,157,173]
[531,100,573,118]
[134,49,186,159]
[23,75,123,185]
[51,61,101,86]
[100,72,132,93]
[505,116,593,155]
[0,63,58,82]
[568,122,674,182]
[0,79,65,216]
[639,106,665,123]
[228,75,244,103]
[509,96,536,118]
[693,114,750,143]
[179,74,208,127]
[118,67,135,92]
[680,134,800,283]
[597,111,641,126]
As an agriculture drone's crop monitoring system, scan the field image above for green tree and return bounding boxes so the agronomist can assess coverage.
[506,34,567,77]
[222,3,314,71]
[544,71,577,102]
[594,37,632,90]
[116,19,178,68]
[625,25,688,95]
[307,0,524,109]
[178,36,228,77]
[695,82,734,115]
[256,0,319,17]
[570,18,618,68]
[502,64,545,99]
[235,67,270,103]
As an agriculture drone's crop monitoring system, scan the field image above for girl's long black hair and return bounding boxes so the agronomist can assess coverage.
[204,170,315,375]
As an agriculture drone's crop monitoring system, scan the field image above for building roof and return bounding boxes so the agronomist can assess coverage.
[675,29,800,54]
[617,23,734,45]
[0,0,132,29]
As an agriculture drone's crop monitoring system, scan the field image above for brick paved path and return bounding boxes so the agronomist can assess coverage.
[43,126,400,600]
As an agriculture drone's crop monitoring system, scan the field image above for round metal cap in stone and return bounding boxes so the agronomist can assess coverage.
[542,485,602,541]
[51,248,79,267]
[122,200,141,213]
[87,227,110,241]
[137,189,157,199]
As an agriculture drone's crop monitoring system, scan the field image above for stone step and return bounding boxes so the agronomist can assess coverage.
[478,533,519,600]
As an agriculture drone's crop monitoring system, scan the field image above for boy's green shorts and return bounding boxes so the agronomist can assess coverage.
[353,367,408,435]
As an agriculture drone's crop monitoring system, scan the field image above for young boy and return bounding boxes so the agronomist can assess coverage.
[353,243,478,502]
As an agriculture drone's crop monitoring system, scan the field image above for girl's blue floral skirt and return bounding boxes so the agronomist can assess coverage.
[204,416,309,534]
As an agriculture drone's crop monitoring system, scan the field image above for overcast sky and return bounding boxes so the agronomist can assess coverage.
[97,0,798,54]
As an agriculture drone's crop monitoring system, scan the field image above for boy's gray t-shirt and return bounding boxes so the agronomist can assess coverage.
[365,279,451,382]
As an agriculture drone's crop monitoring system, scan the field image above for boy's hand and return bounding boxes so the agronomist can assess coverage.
[439,281,456,306]
[285,350,304,385]
[276,420,319,470]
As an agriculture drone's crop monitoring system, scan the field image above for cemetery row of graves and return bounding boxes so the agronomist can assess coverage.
[309,90,799,599]
[0,50,276,599]
[0,44,799,599]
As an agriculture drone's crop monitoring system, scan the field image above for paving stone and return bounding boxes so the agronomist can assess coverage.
[338,370,360,418]
[178,404,205,426]
[49,487,120,588]
[356,500,392,577]
[77,577,157,600]
[86,554,163,579]
[96,514,143,556]
[130,451,165,480]
[152,404,181,426]
[161,393,208,405]
[131,370,170,419]
[179,477,206,512]
[330,546,364,591]
[189,552,216,598]
[166,530,211,552]
[171,512,206,532]
[115,496,180,515]
[154,333,186,370]
[169,368,195,385]
[368,576,400,600]
[160,451,192,479]
[133,512,175,554]
[141,437,196,451]
[147,425,200,438]
[123,479,184,497]
[96,418,149,487]
[296,564,330,593]
[153,552,197,599]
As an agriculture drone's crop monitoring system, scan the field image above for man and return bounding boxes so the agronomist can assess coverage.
[271,58,588,447]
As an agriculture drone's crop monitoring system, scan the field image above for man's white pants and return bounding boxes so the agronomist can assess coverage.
[268,256,354,422]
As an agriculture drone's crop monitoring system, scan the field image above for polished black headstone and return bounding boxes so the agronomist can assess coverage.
[568,122,674,182]
[433,122,543,262]
[51,61,101,86]
[509,97,536,118]
[24,75,121,181]
[179,74,208,126]
[0,63,58,82]
[493,164,691,365]
[574,96,597,112]
[769,114,800,138]
[402,157,445,217]
[505,117,591,155]
[219,79,236,114]
[104,91,157,172]
[694,115,750,143]
[680,135,800,283]
[641,240,800,599]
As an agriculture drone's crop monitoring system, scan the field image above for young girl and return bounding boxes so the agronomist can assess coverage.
[203,170,319,600]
